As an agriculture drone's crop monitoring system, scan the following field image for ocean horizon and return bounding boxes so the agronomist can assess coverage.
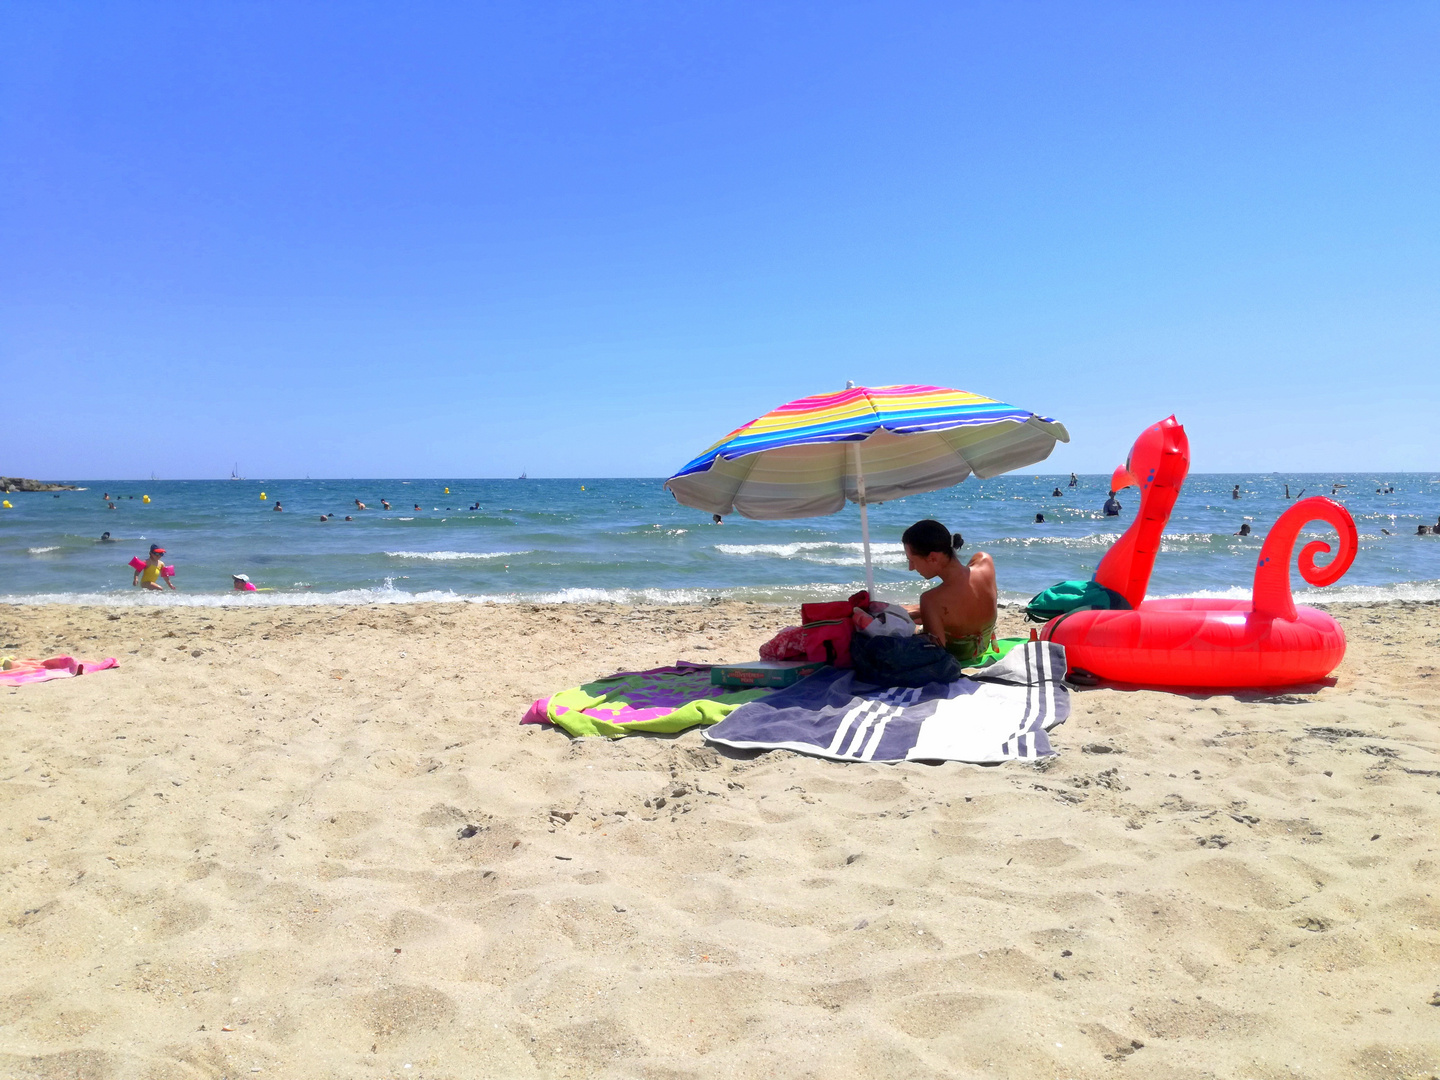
[4,473,1438,608]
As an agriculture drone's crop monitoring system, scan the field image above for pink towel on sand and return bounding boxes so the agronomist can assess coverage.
[0,656,119,686]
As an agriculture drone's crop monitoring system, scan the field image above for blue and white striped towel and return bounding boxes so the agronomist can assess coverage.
[703,641,1068,764]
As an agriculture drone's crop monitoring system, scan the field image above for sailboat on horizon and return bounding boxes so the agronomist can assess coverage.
[519,468,528,480]
[230,462,244,481]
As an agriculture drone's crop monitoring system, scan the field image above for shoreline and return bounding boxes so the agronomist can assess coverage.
[5,579,1440,608]
[2,600,1437,1076]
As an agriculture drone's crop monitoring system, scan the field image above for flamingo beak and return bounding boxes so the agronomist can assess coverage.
[1111,465,1138,491]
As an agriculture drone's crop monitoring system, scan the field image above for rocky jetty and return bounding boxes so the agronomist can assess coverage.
[0,477,82,492]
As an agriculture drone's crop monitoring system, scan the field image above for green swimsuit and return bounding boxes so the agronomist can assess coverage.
[942,619,997,667]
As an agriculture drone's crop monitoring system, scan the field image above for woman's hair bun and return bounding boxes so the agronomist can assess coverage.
[902,519,959,558]
[952,532,964,551]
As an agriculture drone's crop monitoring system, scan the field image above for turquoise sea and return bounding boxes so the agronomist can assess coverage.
[3,474,1439,607]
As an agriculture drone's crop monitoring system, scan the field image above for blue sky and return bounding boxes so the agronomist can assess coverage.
[2,2,1436,479]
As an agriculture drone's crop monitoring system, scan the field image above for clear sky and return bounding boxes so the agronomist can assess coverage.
[2,2,1436,480]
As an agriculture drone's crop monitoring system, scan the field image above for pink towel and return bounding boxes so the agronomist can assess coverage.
[521,697,553,725]
[0,656,119,686]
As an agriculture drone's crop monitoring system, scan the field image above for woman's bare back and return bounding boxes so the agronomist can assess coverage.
[917,551,997,645]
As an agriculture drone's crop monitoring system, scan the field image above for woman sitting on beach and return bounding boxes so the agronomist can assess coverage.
[902,519,997,666]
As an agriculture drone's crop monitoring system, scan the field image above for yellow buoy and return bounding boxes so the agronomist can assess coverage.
[444,487,450,494]
[142,494,151,503]
[1,500,10,509]
[260,492,267,500]
[581,485,585,491]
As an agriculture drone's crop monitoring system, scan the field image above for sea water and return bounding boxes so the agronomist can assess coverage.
[3,475,1439,607]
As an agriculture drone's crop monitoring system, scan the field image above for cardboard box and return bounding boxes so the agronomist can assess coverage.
[710,660,826,688]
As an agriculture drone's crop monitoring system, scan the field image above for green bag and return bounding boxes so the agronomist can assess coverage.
[1025,579,1131,623]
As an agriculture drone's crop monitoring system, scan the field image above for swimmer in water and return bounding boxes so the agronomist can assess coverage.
[381,499,390,510]
[273,502,283,511]
[355,499,367,510]
[232,574,257,592]
[1236,523,1252,537]
[135,545,176,591]
[99,531,115,542]
[414,504,421,511]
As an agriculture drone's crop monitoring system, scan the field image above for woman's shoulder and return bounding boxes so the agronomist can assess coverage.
[967,550,994,569]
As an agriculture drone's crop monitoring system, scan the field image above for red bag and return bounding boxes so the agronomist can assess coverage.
[802,620,852,668]
[796,592,868,667]
[800,590,869,626]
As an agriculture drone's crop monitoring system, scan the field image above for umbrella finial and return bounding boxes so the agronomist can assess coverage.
[845,380,855,389]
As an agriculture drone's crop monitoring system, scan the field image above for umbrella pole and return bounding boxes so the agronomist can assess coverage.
[851,444,875,595]
[860,500,874,595]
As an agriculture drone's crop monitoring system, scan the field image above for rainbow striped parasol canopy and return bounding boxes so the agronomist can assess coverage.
[665,383,1069,591]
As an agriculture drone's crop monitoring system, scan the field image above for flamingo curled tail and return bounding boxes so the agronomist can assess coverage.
[1251,497,1358,621]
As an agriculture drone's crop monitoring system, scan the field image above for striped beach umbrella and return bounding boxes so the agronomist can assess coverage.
[665,383,1068,592]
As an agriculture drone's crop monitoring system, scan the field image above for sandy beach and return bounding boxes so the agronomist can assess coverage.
[2,599,1438,1079]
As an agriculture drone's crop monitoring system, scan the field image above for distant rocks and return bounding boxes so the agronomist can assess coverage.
[0,477,82,492]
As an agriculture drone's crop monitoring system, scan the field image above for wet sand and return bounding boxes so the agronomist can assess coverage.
[2,600,1438,1079]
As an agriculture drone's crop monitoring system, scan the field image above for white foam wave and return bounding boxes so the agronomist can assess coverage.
[26,546,61,554]
[3,579,1437,609]
[988,534,1123,549]
[384,550,527,561]
[714,540,910,565]
[716,541,905,557]
[523,586,724,604]
[1150,586,1253,601]
[0,588,473,608]
[1151,580,1440,604]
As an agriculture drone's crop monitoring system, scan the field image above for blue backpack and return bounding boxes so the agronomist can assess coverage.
[850,634,963,688]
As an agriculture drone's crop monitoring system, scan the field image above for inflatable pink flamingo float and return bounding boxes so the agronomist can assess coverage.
[1042,416,1359,688]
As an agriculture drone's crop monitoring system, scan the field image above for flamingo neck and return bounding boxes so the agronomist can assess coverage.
[1093,481,1181,608]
